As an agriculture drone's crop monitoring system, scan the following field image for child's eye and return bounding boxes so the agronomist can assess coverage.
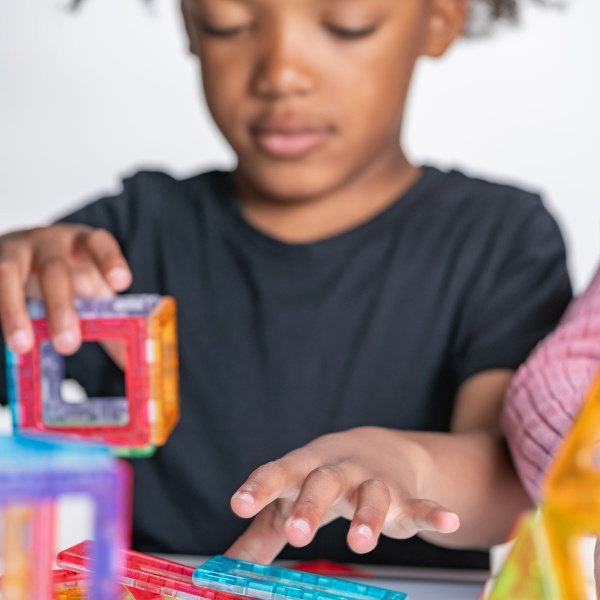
[199,22,253,37]
[325,23,378,40]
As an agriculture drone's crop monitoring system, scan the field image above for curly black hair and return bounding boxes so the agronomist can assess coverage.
[465,0,563,36]
[70,0,561,37]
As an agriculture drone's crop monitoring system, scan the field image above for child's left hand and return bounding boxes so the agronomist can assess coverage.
[225,427,460,564]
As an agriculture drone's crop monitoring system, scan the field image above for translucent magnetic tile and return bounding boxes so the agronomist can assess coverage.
[113,445,156,458]
[19,314,153,447]
[41,341,129,426]
[146,297,179,446]
[0,433,114,471]
[28,295,162,319]
[52,568,89,589]
[53,587,88,600]
[52,569,90,600]
[5,346,20,429]
[193,556,408,600]
[58,542,256,600]
[0,435,129,600]
[14,294,179,451]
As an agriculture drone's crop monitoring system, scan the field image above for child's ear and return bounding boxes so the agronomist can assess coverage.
[421,0,468,58]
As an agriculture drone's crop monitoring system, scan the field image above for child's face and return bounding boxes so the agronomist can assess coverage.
[183,0,464,201]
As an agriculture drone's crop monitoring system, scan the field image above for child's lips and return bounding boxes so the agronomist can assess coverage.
[251,125,333,158]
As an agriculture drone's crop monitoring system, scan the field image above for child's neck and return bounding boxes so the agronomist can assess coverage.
[234,156,420,244]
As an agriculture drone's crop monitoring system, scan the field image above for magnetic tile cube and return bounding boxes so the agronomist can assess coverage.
[0,434,130,600]
[193,556,408,600]
[7,295,179,455]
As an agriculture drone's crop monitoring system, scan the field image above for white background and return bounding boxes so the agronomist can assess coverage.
[0,0,599,291]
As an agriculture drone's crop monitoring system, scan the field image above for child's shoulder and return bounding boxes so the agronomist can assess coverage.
[412,165,558,241]
[57,168,231,247]
[426,165,544,210]
[118,168,229,204]
[62,168,229,220]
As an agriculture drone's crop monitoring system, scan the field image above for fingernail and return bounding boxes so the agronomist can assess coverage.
[354,525,374,542]
[107,267,131,288]
[437,512,460,533]
[54,330,78,351]
[288,518,311,536]
[446,513,460,527]
[9,330,30,352]
[232,492,255,507]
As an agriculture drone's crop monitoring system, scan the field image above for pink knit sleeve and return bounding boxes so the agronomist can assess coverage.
[501,264,600,501]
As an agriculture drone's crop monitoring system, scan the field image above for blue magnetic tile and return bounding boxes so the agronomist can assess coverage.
[193,556,408,600]
[0,433,113,473]
[5,347,20,429]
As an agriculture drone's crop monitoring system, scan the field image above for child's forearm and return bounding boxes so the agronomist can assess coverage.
[401,429,533,548]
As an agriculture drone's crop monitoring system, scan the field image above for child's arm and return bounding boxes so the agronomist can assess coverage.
[0,224,131,359]
[227,369,531,564]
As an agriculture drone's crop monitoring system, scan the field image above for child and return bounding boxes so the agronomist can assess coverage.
[0,0,571,569]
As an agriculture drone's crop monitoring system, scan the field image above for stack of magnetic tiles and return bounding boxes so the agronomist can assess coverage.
[0,434,130,600]
[54,540,409,600]
[0,435,409,600]
[6,294,179,457]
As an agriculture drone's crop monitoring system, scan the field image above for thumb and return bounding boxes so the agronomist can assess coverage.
[224,505,289,564]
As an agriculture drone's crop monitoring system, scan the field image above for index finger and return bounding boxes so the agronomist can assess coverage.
[76,228,131,291]
[231,449,320,519]
[0,240,35,353]
[35,241,81,355]
[225,503,289,564]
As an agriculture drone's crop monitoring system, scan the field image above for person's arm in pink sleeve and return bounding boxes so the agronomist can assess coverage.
[501,264,600,501]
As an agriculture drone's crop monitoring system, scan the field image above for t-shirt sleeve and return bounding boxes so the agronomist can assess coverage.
[452,198,572,386]
[57,176,139,252]
[501,262,600,501]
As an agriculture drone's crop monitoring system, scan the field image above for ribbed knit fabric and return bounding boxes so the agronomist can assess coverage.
[502,264,600,501]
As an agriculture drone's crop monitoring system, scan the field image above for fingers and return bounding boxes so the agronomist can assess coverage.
[230,431,461,562]
[0,225,131,356]
[231,461,295,519]
[231,458,345,549]
[388,498,460,539]
[228,466,345,562]
[79,228,131,292]
[427,505,461,533]
[347,479,391,554]
[0,239,35,353]
[283,466,344,547]
[37,251,81,354]
[37,228,131,353]
[225,503,291,564]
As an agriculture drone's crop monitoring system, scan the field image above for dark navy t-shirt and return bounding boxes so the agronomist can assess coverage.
[0,166,571,568]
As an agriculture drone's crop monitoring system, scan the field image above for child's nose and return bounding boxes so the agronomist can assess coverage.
[252,30,316,99]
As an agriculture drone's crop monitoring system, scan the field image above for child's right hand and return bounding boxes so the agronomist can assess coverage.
[0,224,131,356]
[227,427,461,564]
